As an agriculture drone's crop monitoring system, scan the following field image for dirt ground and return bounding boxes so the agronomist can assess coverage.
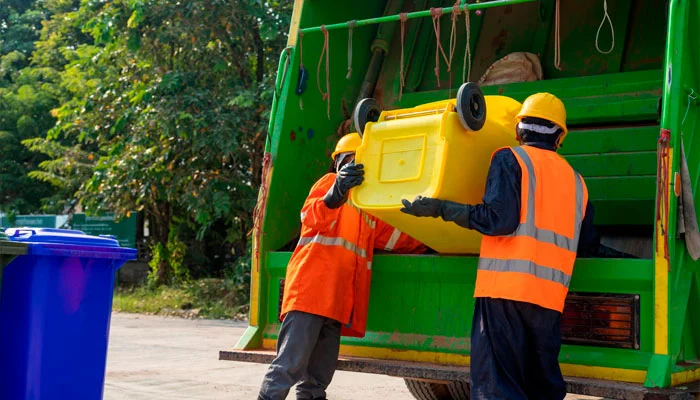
[104,313,601,399]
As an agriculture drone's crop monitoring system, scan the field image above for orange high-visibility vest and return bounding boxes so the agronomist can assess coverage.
[474,146,588,312]
[282,174,426,337]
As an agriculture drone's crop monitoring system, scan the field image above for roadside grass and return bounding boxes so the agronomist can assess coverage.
[113,278,249,320]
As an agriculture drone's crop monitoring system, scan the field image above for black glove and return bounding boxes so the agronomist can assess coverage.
[400,196,442,218]
[323,163,364,209]
[401,196,472,229]
[440,200,471,229]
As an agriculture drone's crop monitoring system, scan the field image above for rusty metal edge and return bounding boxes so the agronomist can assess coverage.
[219,350,697,399]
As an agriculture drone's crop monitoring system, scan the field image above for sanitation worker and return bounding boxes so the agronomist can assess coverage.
[401,93,595,400]
[258,133,426,400]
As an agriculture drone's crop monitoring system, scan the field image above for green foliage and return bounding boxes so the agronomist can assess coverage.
[0,1,57,214]
[1,0,293,288]
[147,242,168,288]
[113,278,247,319]
[0,0,88,214]
[168,224,189,283]
[226,242,252,290]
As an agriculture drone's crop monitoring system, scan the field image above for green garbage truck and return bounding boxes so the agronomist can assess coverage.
[220,0,700,398]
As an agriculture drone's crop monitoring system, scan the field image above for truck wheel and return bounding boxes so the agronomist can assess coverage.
[404,379,452,400]
[447,380,470,400]
[455,82,486,131]
[353,98,381,137]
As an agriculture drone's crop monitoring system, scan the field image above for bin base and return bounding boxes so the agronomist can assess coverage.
[219,349,698,399]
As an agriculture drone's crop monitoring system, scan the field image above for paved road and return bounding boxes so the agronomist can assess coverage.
[104,313,600,399]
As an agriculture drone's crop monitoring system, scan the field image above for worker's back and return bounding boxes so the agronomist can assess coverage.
[476,145,588,313]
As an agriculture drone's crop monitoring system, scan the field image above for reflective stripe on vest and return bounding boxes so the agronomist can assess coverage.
[347,200,377,229]
[477,147,586,288]
[384,228,402,251]
[478,258,572,287]
[297,234,367,258]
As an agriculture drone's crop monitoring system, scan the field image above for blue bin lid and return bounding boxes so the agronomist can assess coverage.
[5,228,120,247]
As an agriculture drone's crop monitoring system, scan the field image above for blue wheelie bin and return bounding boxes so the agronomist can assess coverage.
[0,231,28,300]
[0,228,137,400]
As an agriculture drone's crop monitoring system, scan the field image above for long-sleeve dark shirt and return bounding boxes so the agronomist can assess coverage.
[467,143,599,254]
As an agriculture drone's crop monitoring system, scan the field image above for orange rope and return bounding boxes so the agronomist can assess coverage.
[463,3,472,82]
[449,2,461,71]
[447,2,461,96]
[347,20,357,79]
[554,0,562,70]
[252,152,272,269]
[399,13,408,101]
[431,8,450,88]
[317,26,331,119]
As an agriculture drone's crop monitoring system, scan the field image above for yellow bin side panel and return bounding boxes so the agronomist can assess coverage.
[352,96,521,254]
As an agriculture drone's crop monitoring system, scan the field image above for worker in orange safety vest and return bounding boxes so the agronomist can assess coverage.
[401,93,594,400]
[258,133,426,400]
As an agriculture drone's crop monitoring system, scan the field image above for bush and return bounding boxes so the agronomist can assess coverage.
[114,278,248,320]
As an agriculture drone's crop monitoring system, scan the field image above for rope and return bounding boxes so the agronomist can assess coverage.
[595,0,615,55]
[463,3,472,83]
[317,26,331,119]
[252,152,272,268]
[431,8,450,88]
[347,20,357,79]
[449,2,461,71]
[554,0,562,70]
[656,128,671,265]
[446,2,461,97]
[399,13,408,101]
[682,89,698,126]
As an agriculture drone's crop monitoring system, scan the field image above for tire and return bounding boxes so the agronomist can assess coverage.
[455,82,486,131]
[353,98,382,137]
[404,379,452,400]
[447,380,471,400]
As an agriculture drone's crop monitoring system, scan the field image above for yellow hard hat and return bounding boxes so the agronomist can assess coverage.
[515,93,568,143]
[331,132,361,160]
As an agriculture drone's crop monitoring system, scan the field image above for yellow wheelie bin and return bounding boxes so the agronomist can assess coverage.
[351,83,521,254]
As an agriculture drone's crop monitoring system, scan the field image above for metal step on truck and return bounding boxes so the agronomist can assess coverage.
[220,0,700,398]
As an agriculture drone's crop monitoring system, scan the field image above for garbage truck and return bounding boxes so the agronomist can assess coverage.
[220,0,700,398]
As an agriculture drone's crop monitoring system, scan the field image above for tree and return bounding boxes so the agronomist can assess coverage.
[0,1,58,215]
[32,0,293,284]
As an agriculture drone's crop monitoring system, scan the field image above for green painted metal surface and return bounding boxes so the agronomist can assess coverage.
[242,0,700,390]
[655,0,700,390]
[71,213,138,248]
[263,253,655,370]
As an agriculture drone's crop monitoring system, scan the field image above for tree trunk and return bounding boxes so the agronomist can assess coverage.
[149,202,172,285]
[252,19,264,83]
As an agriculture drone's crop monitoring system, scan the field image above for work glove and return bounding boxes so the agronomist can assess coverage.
[323,163,365,209]
[400,196,443,218]
[401,196,472,229]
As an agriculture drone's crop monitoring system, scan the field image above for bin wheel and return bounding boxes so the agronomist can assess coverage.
[404,379,452,400]
[353,98,382,137]
[455,82,486,131]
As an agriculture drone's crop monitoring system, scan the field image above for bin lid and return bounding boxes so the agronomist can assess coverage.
[5,228,120,247]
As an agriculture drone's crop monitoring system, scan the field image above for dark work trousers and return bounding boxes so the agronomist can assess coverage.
[470,298,567,400]
[258,311,342,400]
